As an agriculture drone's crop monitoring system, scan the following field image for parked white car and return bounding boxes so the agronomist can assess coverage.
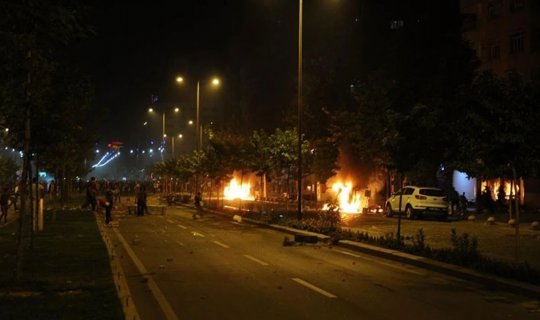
[385,186,448,220]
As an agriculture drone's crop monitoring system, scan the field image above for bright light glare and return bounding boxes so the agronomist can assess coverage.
[176,76,184,83]
[212,78,220,86]
[148,108,154,113]
[174,107,180,112]
[178,134,183,138]
[188,120,193,125]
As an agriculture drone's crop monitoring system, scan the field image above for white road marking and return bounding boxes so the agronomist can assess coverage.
[335,249,425,276]
[177,224,187,229]
[335,250,361,258]
[166,219,175,224]
[112,229,180,320]
[192,231,205,237]
[243,254,269,266]
[176,241,185,247]
[292,278,337,298]
[213,241,230,248]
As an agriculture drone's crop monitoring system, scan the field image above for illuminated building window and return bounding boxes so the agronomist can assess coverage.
[390,20,404,30]
[510,32,525,54]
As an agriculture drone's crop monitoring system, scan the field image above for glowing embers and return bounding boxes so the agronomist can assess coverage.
[323,181,365,214]
[224,177,255,200]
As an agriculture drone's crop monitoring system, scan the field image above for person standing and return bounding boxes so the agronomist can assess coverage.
[0,186,9,224]
[136,186,147,216]
[193,192,202,219]
[105,188,114,225]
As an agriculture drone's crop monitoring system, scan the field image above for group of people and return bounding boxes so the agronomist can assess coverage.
[81,177,115,224]
[448,187,468,218]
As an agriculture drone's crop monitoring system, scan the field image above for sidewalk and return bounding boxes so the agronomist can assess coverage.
[342,212,540,270]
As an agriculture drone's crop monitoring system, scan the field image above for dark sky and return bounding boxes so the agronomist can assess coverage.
[84,1,363,150]
[87,1,244,148]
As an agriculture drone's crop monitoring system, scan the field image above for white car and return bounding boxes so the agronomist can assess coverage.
[385,186,448,220]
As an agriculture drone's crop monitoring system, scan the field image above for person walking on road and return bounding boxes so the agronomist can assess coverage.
[82,177,98,212]
[193,192,202,219]
[104,188,114,225]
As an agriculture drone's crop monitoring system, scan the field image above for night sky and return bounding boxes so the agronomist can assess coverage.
[85,1,362,149]
[87,1,241,148]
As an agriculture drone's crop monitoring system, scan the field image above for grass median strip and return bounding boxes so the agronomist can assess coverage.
[0,208,123,320]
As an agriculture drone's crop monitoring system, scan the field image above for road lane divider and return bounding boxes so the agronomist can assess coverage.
[292,278,337,298]
[192,231,205,237]
[166,219,175,224]
[243,254,269,266]
[177,224,187,229]
[213,240,230,248]
[113,228,180,320]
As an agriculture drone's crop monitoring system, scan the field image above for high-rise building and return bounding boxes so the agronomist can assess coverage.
[461,0,540,80]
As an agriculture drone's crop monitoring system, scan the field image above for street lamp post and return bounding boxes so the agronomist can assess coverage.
[297,0,303,220]
[176,76,220,194]
[148,107,180,158]
[171,133,183,158]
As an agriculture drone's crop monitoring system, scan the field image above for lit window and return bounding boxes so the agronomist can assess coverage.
[390,20,404,30]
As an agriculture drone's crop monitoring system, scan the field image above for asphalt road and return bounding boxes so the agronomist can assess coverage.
[105,206,540,320]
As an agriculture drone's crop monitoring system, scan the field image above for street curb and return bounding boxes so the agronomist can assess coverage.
[95,214,141,320]
[198,205,540,299]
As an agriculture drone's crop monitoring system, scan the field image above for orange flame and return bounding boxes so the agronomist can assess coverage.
[224,178,255,200]
[323,181,365,214]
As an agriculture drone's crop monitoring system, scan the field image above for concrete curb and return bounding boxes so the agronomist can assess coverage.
[95,214,141,320]
[199,205,540,299]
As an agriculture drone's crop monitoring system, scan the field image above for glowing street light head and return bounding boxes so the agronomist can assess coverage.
[188,120,193,125]
[212,78,220,86]
[148,107,154,113]
[163,134,167,138]
[176,76,184,83]
[174,107,180,113]
[178,134,183,138]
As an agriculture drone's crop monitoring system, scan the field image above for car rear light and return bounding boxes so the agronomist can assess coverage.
[415,195,427,200]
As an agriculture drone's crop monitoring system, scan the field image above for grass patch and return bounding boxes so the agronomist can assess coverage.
[0,208,123,320]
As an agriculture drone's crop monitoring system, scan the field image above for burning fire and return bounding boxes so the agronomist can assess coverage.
[484,180,519,200]
[224,178,255,200]
[323,181,365,214]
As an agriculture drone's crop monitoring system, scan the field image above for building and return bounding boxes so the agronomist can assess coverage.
[461,0,540,80]
[456,0,540,209]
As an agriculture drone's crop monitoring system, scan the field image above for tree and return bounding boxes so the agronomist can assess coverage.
[0,0,93,278]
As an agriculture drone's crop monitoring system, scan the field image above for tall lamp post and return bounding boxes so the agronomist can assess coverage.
[297,0,303,220]
[171,133,183,158]
[176,76,220,194]
[148,107,180,158]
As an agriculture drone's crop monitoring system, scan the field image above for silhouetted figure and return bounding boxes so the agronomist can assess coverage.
[136,186,147,216]
[105,189,114,224]
[482,186,494,214]
[193,192,202,219]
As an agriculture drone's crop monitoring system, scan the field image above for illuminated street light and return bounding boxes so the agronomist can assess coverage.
[176,75,221,193]
[171,133,183,158]
[148,106,181,158]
